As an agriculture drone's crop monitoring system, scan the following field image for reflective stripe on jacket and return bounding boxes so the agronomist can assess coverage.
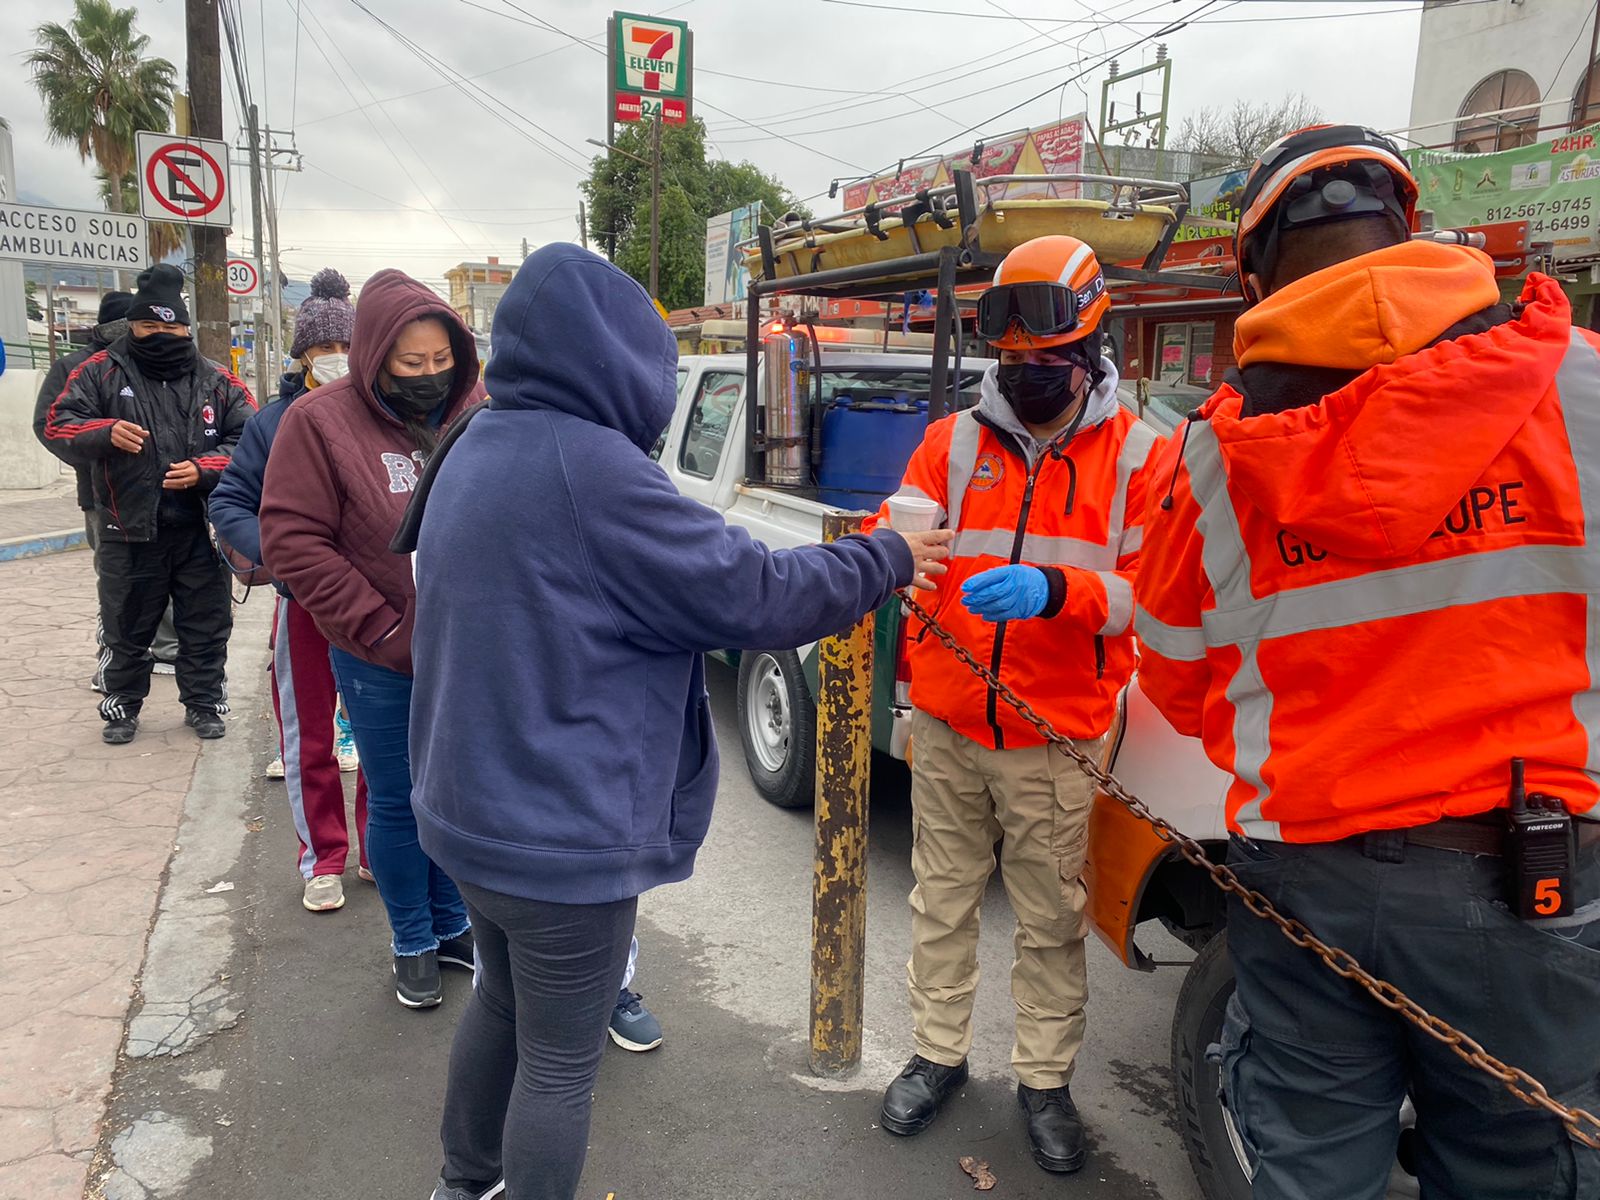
[872,361,1164,749]
[1137,261,1600,843]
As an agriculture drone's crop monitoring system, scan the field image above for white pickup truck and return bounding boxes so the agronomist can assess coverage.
[653,346,982,807]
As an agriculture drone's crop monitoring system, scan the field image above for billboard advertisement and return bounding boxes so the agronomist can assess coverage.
[1406,125,1600,261]
[840,116,1088,212]
[704,203,761,306]
[1174,168,1248,243]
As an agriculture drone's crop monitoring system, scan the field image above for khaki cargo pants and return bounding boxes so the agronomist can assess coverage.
[906,708,1105,1089]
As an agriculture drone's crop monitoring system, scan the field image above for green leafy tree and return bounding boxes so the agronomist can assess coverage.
[24,281,43,322]
[26,0,178,223]
[582,117,806,311]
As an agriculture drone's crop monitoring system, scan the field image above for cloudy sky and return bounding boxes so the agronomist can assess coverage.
[2,0,1435,296]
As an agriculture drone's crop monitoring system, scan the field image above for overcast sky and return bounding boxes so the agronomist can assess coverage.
[1,0,1429,296]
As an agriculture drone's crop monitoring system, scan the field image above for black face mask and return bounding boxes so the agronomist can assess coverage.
[998,363,1076,426]
[384,369,455,418]
[129,332,196,380]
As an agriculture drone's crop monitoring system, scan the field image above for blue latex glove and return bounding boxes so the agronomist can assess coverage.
[961,564,1050,623]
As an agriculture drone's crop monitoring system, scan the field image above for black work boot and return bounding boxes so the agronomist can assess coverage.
[184,708,226,739]
[1018,1083,1087,1173]
[102,716,139,745]
[880,1055,969,1136]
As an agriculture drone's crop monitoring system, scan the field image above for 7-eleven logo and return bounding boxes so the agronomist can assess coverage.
[622,16,681,94]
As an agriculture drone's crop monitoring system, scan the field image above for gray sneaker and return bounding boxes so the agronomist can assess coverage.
[428,1180,504,1200]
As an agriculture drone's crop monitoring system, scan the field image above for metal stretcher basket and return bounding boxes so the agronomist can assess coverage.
[744,174,1187,283]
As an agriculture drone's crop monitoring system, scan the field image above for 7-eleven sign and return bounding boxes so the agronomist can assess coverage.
[613,11,690,99]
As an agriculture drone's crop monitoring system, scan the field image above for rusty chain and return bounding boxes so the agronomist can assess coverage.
[898,591,1600,1150]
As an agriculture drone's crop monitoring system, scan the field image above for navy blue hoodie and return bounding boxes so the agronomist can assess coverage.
[409,245,914,904]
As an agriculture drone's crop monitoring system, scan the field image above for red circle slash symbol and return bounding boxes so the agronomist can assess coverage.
[145,142,226,220]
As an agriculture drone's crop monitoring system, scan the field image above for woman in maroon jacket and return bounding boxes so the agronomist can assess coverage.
[261,269,485,1009]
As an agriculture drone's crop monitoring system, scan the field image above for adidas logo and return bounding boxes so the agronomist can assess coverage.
[119,386,134,398]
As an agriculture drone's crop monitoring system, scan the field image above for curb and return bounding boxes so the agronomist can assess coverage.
[0,527,88,562]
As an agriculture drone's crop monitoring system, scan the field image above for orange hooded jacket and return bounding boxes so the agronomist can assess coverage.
[1136,241,1600,843]
[868,361,1164,749]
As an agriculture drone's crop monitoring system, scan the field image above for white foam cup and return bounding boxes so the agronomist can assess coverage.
[887,495,940,533]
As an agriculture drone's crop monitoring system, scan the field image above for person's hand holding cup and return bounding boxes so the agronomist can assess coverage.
[884,495,949,591]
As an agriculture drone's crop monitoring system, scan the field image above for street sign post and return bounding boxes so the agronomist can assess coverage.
[226,257,260,299]
[609,11,692,127]
[0,201,146,270]
[137,131,232,228]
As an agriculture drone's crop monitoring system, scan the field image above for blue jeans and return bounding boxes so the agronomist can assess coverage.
[329,648,469,956]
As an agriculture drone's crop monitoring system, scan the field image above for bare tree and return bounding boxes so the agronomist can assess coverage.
[1174,94,1325,170]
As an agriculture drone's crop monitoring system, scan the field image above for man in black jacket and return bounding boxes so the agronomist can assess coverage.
[33,290,179,689]
[43,264,256,744]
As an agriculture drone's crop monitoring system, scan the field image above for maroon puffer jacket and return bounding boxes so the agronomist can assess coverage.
[260,270,483,675]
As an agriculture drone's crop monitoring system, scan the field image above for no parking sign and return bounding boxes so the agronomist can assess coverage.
[137,131,233,228]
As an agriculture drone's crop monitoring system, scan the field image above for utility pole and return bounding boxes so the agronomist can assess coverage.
[521,236,530,261]
[185,0,229,364]
[246,103,267,389]
[649,116,662,299]
[1581,0,1600,130]
[576,203,588,251]
[265,128,285,374]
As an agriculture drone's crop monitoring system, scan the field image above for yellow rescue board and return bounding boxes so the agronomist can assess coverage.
[746,199,1176,282]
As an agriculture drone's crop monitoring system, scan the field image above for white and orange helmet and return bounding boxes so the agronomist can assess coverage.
[977,235,1110,352]
[1236,124,1418,302]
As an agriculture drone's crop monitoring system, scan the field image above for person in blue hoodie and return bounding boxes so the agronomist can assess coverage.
[405,244,952,1200]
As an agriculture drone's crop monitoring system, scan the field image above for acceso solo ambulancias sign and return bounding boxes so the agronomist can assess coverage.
[610,11,691,125]
[0,202,146,269]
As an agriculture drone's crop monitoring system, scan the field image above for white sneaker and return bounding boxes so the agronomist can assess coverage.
[151,661,176,676]
[266,756,286,780]
[335,727,359,773]
[302,874,345,912]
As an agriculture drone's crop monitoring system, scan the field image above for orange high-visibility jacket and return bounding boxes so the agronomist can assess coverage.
[870,365,1164,749]
[1136,244,1600,843]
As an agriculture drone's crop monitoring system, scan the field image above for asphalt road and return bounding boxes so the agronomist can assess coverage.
[97,659,1203,1200]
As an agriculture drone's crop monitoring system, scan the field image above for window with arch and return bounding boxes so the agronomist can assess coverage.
[1575,60,1600,129]
[1455,70,1541,153]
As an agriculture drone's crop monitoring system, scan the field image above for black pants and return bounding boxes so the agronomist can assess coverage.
[1222,832,1600,1200]
[439,881,637,1200]
[96,523,232,720]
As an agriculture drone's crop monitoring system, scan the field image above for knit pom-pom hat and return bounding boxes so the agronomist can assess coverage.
[289,267,357,359]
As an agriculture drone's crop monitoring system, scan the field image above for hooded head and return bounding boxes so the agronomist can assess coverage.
[347,268,480,420]
[92,290,133,348]
[485,244,677,453]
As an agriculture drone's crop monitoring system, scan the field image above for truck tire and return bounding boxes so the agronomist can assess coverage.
[736,649,815,809]
[1172,930,1253,1200]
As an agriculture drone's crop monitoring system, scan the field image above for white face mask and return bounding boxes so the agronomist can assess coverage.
[309,351,350,383]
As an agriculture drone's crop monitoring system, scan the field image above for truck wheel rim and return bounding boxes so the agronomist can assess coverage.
[746,654,791,773]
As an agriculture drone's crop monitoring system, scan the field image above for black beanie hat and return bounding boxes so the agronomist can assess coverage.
[127,264,191,325]
[97,291,133,324]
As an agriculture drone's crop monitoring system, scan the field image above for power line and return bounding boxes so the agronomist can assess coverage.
[341,0,589,173]
[797,0,1227,204]
[285,0,480,248]
[822,0,1429,16]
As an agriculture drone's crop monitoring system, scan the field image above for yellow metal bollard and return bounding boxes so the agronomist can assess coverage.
[810,511,876,1077]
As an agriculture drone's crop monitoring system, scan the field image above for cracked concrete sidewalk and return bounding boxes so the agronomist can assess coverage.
[0,549,269,1199]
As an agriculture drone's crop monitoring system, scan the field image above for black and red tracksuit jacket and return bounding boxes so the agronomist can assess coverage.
[43,337,257,543]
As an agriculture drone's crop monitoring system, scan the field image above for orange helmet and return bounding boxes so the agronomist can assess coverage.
[978,235,1110,351]
[1236,124,1418,302]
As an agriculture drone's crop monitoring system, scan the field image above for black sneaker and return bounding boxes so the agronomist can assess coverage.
[102,717,139,745]
[1017,1083,1087,1173]
[880,1055,969,1136]
[437,930,475,971]
[184,709,226,739]
[394,951,442,1008]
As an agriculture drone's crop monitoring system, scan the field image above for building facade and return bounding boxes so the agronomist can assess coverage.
[444,257,514,333]
[1409,0,1596,150]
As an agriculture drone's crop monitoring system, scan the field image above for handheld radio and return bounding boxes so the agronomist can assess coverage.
[1506,758,1578,921]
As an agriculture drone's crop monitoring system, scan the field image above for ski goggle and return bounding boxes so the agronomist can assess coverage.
[977,282,1083,342]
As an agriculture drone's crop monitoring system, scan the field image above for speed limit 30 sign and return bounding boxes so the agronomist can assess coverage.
[226,258,260,298]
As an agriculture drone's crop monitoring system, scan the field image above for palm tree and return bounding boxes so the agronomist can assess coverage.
[26,0,178,218]
[97,168,187,264]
